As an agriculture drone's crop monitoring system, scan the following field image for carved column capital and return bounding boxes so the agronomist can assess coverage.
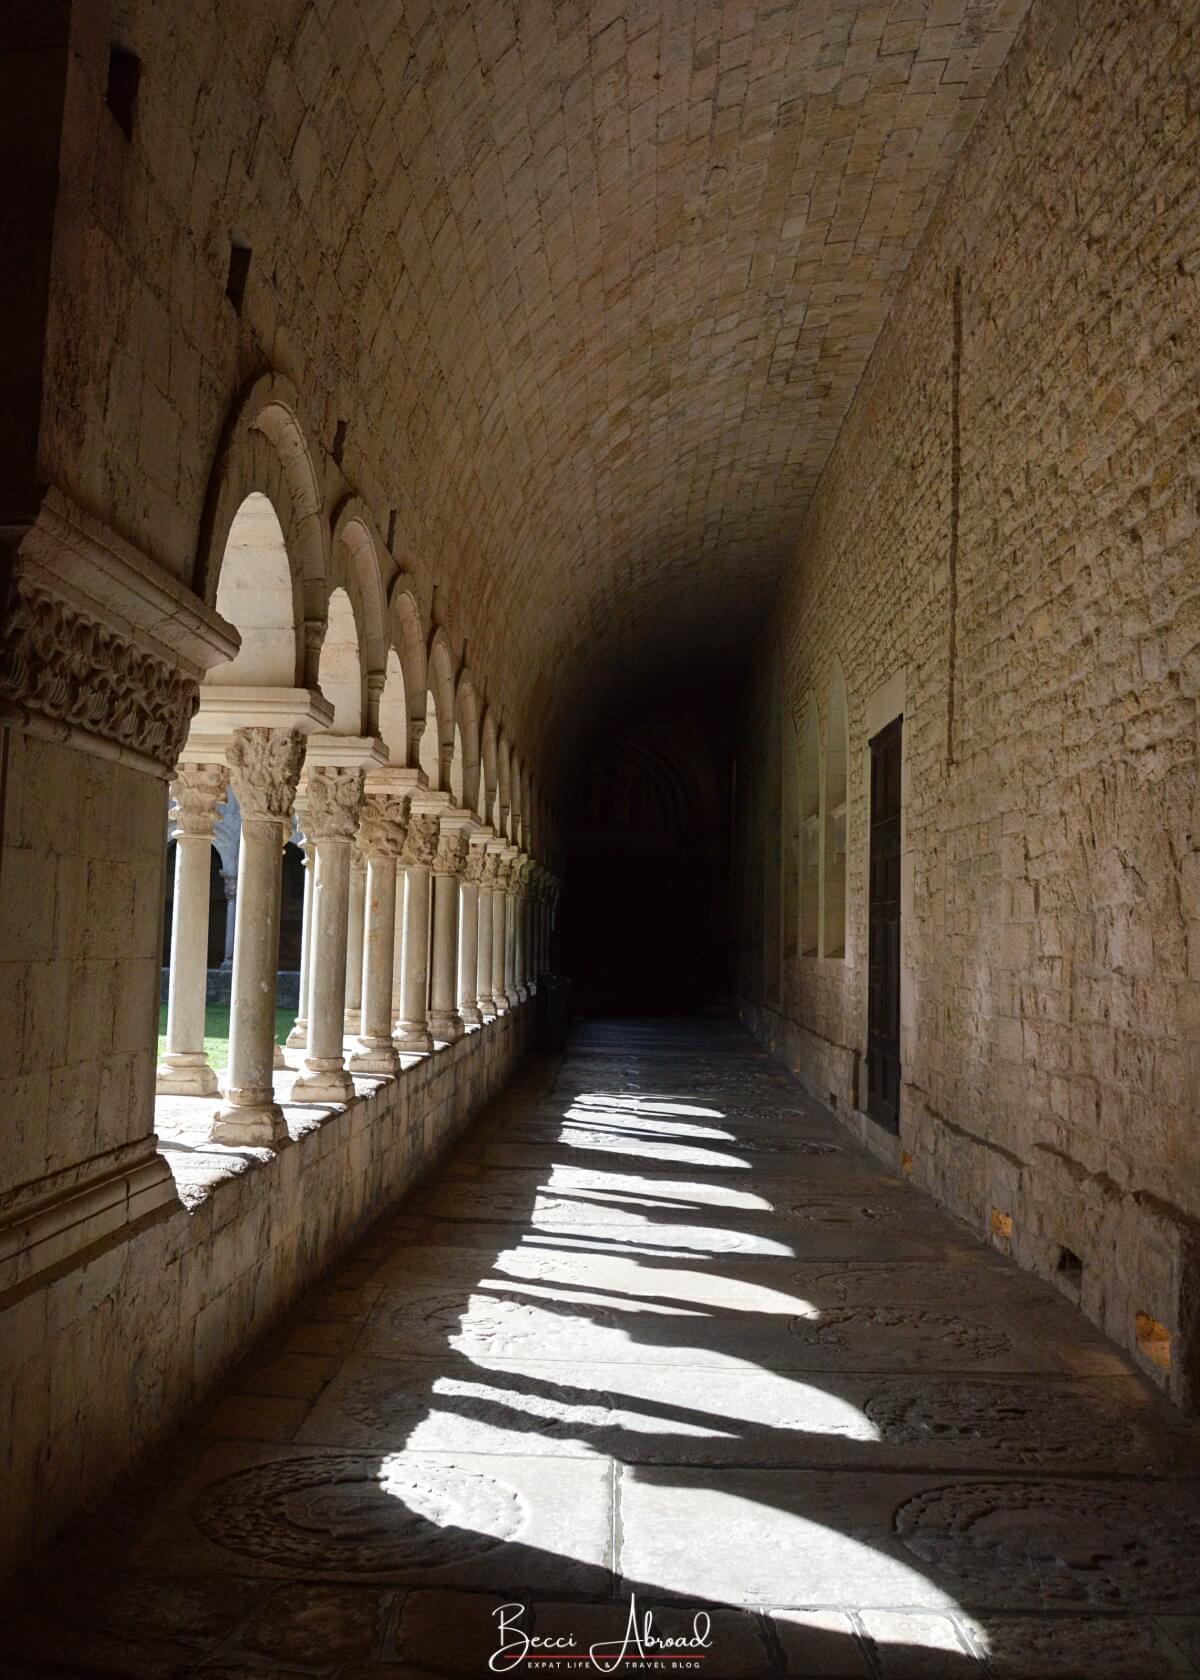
[169,762,228,837]
[480,851,502,888]
[402,811,440,869]
[226,728,305,826]
[359,792,411,859]
[464,843,487,885]
[433,826,470,877]
[300,765,365,842]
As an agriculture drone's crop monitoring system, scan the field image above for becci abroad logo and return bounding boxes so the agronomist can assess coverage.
[489,1596,713,1674]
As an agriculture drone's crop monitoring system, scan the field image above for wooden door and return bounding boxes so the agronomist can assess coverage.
[867,716,902,1131]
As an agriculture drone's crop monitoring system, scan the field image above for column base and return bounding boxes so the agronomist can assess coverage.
[155,1053,219,1098]
[507,988,521,1008]
[349,1038,400,1075]
[291,1062,355,1103]
[273,1042,286,1069]
[428,1011,464,1043]
[494,995,510,1016]
[516,984,529,1003]
[285,1019,308,1048]
[459,1004,482,1027]
[343,1009,361,1033]
[479,998,498,1022]
[210,1100,289,1148]
[395,1021,434,1054]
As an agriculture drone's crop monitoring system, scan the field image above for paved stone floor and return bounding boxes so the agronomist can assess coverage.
[5,1020,1200,1679]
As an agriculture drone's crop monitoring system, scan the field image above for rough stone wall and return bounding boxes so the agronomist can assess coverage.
[737,0,1200,1407]
[0,1006,532,1575]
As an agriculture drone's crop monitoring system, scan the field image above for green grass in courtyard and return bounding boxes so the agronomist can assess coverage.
[157,1003,298,1071]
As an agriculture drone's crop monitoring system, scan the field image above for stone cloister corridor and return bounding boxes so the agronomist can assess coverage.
[7,1018,1200,1679]
[5,0,1200,1670]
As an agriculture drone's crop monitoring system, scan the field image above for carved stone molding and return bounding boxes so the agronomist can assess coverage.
[0,489,237,777]
[301,766,365,842]
[0,574,199,775]
[169,762,228,837]
[227,728,306,824]
[402,812,440,869]
[464,844,487,885]
[359,792,410,859]
[480,851,501,888]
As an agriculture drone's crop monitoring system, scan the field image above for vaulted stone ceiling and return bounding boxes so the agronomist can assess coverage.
[139,0,1032,765]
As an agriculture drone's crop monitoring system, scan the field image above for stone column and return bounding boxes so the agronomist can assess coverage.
[285,812,314,1049]
[212,728,305,1146]
[429,824,469,1043]
[343,843,367,1032]
[156,762,227,1097]
[458,841,484,1028]
[508,851,526,1004]
[292,767,365,1102]
[219,869,237,970]
[493,853,511,1015]
[350,792,410,1075]
[477,849,499,1021]
[395,812,438,1053]
[507,853,524,994]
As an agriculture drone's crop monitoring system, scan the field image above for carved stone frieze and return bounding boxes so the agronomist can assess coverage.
[0,573,199,774]
[226,728,305,824]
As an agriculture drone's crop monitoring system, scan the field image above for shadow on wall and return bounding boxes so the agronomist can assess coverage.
[564,694,734,1016]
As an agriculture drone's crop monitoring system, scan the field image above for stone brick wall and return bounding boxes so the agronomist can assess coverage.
[736,0,1200,1408]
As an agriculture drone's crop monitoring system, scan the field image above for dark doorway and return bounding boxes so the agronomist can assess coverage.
[866,715,902,1131]
[564,696,733,1016]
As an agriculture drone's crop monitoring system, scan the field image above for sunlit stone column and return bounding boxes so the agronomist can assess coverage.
[350,792,410,1075]
[292,767,365,1102]
[457,840,485,1028]
[156,763,227,1097]
[395,812,439,1053]
[493,852,513,1014]
[344,842,367,1032]
[285,810,314,1049]
[429,824,469,1042]
[211,728,305,1146]
[477,848,499,1021]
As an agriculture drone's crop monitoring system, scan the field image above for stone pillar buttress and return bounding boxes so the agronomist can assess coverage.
[395,812,438,1053]
[429,823,469,1042]
[343,842,367,1032]
[477,848,499,1021]
[458,840,485,1028]
[493,853,512,1014]
[350,791,410,1075]
[292,766,365,1103]
[212,727,305,1147]
[156,762,227,1097]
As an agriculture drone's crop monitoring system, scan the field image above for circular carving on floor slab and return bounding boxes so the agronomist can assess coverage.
[788,1198,901,1223]
[192,1454,525,1573]
[895,1480,1200,1607]
[788,1307,1012,1367]
[742,1137,841,1156]
[864,1379,1143,1463]
[795,1263,981,1303]
[382,1291,618,1353]
[340,1365,619,1442]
